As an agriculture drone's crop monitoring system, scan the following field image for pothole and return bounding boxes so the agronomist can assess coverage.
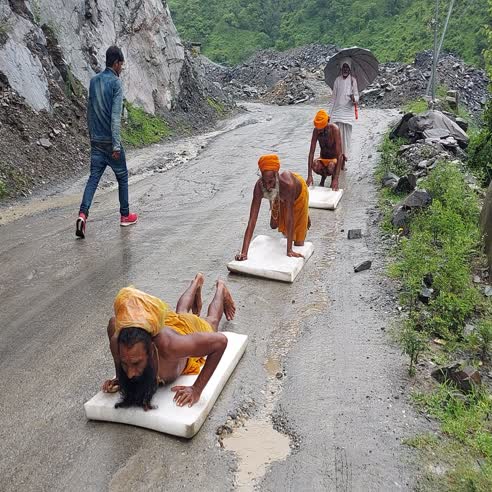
[222,419,291,491]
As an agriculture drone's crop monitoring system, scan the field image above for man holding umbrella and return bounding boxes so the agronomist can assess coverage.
[324,48,379,170]
[329,59,359,170]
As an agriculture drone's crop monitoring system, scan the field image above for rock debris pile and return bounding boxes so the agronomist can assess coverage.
[204,44,338,105]
[207,46,488,115]
[361,51,488,115]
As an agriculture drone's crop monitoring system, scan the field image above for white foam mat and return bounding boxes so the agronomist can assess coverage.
[227,235,314,283]
[309,186,344,210]
[84,332,248,438]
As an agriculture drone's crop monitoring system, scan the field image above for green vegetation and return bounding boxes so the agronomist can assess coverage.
[168,0,488,66]
[0,178,7,199]
[403,98,428,114]
[376,128,492,489]
[468,103,492,186]
[207,97,226,116]
[400,325,427,376]
[121,102,172,147]
[468,1,492,186]
[410,386,492,491]
[389,161,483,339]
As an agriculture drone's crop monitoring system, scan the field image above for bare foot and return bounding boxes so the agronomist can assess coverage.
[218,280,236,321]
[192,273,204,316]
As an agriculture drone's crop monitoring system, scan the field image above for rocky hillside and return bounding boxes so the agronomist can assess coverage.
[0,0,231,199]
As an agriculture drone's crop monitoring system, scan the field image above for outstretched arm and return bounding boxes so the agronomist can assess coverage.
[164,331,228,407]
[236,182,262,261]
[307,129,318,187]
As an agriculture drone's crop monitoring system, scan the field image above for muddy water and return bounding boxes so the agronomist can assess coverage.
[224,421,291,491]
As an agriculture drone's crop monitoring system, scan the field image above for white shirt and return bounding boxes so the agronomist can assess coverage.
[329,75,359,125]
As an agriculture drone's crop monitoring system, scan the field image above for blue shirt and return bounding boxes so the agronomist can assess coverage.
[87,68,123,151]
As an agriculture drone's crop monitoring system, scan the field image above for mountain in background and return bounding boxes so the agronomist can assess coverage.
[168,0,487,66]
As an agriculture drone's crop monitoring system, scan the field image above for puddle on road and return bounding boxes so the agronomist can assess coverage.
[222,419,291,492]
[264,356,281,377]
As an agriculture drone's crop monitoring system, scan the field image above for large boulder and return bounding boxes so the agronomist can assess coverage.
[408,110,469,147]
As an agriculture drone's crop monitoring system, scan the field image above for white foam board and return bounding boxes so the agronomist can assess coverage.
[84,332,248,438]
[309,186,344,210]
[227,235,314,283]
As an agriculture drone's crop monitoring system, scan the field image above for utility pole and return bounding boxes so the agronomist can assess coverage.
[430,0,440,106]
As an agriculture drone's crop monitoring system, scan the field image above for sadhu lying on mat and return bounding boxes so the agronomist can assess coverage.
[102,275,235,410]
[235,154,310,261]
[307,110,343,190]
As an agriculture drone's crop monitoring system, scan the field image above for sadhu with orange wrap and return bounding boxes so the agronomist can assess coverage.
[235,154,310,261]
[307,109,343,190]
[102,276,236,411]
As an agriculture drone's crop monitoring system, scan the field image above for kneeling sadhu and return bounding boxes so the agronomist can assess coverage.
[235,154,310,261]
[102,274,235,410]
[307,110,343,190]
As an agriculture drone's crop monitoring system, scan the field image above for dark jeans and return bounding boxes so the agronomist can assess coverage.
[79,143,129,217]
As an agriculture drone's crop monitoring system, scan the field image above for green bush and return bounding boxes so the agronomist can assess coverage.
[389,162,482,338]
[121,102,172,147]
[400,325,428,376]
[468,128,492,187]
[478,320,492,361]
[375,135,409,181]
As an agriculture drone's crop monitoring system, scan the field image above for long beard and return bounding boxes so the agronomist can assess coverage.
[115,362,157,409]
[261,177,280,205]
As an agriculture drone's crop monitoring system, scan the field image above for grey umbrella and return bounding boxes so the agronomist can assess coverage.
[324,47,379,92]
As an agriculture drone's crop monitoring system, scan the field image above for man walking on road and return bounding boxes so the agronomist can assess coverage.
[76,46,138,238]
[330,60,359,170]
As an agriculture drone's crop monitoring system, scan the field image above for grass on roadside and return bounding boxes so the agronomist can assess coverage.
[410,385,492,491]
[376,131,492,490]
[388,161,484,339]
[121,101,172,147]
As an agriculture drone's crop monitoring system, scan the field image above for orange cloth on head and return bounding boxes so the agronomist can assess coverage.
[113,286,214,376]
[275,173,310,243]
[314,110,330,129]
[114,286,170,336]
[258,154,280,173]
[319,158,337,167]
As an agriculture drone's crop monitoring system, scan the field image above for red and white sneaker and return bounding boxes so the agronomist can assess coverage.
[120,212,138,227]
[76,212,87,238]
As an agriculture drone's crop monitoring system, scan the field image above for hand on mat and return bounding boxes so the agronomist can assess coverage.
[102,378,120,393]
[306,175,314,187]
[287,250,304,259]
[331,178,339,191]
[235,253,248,261]
[172,385,201,407]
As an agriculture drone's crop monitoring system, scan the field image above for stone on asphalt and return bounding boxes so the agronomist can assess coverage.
[354,260,372,273]
[348,229,362,240]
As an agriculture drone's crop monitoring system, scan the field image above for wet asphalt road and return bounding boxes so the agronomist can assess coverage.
[0,104,425,491]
